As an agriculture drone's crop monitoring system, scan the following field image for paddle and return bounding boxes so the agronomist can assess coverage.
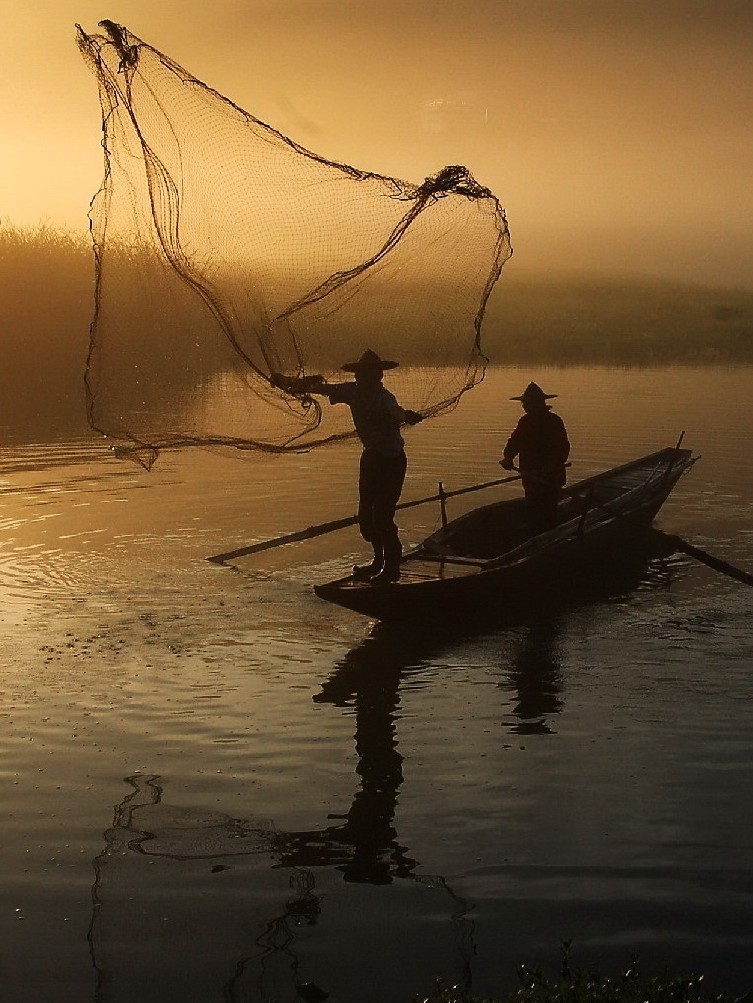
[508,460,753,588]
[206,471,527,565]
[650,532,753,588]
[567,484,753,588]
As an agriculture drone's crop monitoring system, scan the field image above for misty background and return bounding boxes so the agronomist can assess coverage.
[1,1,751,439]
[1,225,751,442]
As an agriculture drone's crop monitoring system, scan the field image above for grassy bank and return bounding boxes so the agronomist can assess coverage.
[2,223,752,438]
[0,223,92,437]
[484,274,753,366]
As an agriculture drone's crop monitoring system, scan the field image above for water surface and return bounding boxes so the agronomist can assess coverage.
[2,366,752,1002]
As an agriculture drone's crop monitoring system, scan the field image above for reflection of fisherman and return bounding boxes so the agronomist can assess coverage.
[507,618,564,735]
[272,350,423,585]
[500,382,570,532]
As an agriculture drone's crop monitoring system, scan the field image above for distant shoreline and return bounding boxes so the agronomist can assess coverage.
[2,225,752,411]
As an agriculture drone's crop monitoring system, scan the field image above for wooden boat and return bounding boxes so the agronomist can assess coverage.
[313,445,698,621]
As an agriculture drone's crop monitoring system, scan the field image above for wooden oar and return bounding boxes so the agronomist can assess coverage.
[566,481,753,589]
[652,532,753,588]
[206,471,526,565]
[511,462,753,589]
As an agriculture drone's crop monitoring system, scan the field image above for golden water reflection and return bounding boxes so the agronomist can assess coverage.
[3,366,753,1001]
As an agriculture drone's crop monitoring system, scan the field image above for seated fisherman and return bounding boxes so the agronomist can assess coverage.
[272,349,423,585]
[500,381,570,532]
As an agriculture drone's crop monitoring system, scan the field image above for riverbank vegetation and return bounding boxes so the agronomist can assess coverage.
[484,272,753,366]
[2,223,752,437]
[0,223,92,437]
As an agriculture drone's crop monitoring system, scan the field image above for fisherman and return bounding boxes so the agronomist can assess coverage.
[272,350,423,585]
[500,382,570,532]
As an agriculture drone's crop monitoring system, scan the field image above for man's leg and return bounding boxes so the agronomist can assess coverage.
[353,541,384,580]
[524,482,560,533]
[369,452,407,585]
[354,452,385,579]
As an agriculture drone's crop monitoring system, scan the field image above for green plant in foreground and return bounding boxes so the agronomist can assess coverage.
[414,943,752,1003]
[417,972,744,1003]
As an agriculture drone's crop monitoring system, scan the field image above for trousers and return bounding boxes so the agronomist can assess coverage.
[357,449,407,559]
[522,479,561,532]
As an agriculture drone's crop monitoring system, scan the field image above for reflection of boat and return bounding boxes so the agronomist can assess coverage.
[90,606,653,1000]
[314,445,698,621]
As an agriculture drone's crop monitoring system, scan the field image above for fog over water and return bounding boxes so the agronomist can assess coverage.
[2,227,753,457]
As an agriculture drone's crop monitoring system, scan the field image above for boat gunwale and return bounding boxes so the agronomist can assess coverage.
[421,445,692,549]
[313,446,698,609]
[417,447,696,567]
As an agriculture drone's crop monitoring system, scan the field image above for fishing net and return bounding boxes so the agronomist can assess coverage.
[76,21,511,468]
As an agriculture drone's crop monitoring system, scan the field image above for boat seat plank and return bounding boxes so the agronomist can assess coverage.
[414,550,489,567]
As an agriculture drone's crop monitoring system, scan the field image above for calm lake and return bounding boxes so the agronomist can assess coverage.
[2,365,753,1003]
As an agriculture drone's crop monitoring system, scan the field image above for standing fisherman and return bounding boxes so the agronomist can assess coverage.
[500,382,570,532]
[272,350,423,585]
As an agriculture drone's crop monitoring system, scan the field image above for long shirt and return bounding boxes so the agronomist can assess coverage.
[324,382,406,456]
[502,409,571,486]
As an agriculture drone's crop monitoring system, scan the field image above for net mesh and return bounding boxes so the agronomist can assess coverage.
[76,21,512,467]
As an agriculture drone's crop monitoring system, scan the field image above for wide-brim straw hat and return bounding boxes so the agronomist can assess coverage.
[342,348,399,372]
[510,381,558,402]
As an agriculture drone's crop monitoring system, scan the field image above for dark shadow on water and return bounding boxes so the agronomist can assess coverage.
[87,539,681,1000]
[505,615,564,735]
[87,630,475,1000]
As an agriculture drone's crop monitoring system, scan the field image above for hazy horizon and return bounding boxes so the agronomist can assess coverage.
[3,1,752,290]
[2,224,751,449]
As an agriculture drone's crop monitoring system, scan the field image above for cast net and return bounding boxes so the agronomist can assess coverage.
[76,21,512,467]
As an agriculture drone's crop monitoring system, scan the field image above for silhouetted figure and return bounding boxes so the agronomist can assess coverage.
[273,350,422,585]
[500,382,570,532]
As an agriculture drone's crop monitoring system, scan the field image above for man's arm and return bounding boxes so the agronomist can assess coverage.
[499,421,522,469]
[382,390,423,427]
[271,373,328,396]
[402,409,423,426]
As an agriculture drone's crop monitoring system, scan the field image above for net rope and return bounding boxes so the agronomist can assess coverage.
[77,21,512,468]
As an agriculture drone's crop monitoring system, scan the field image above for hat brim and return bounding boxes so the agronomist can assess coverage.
[510,393,557,401]
[342,359,399,372]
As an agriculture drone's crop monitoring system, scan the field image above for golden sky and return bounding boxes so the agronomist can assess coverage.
[2,0,751,287]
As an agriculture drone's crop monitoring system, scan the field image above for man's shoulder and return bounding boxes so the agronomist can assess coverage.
[326,381,356,403]
[519,409,567,431]
[377,386,399,405]
[356,385,399,408]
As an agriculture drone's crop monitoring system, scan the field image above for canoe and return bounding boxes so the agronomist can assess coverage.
[313,445,698,621]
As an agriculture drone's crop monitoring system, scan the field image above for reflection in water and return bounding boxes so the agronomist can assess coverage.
[87,774,322,1002]
[300,630,421,884]
[494,532,688,738]
[0,438,133,484]
[86,627,478,1001]
[505,618,564,736]
[500,540,685,736]
[85,554,680,1000]
[225,868,323,1003]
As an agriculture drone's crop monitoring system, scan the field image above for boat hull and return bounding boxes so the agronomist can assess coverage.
[313,447,697,622]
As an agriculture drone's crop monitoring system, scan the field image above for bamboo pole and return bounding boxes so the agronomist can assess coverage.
[206,471,525,565]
